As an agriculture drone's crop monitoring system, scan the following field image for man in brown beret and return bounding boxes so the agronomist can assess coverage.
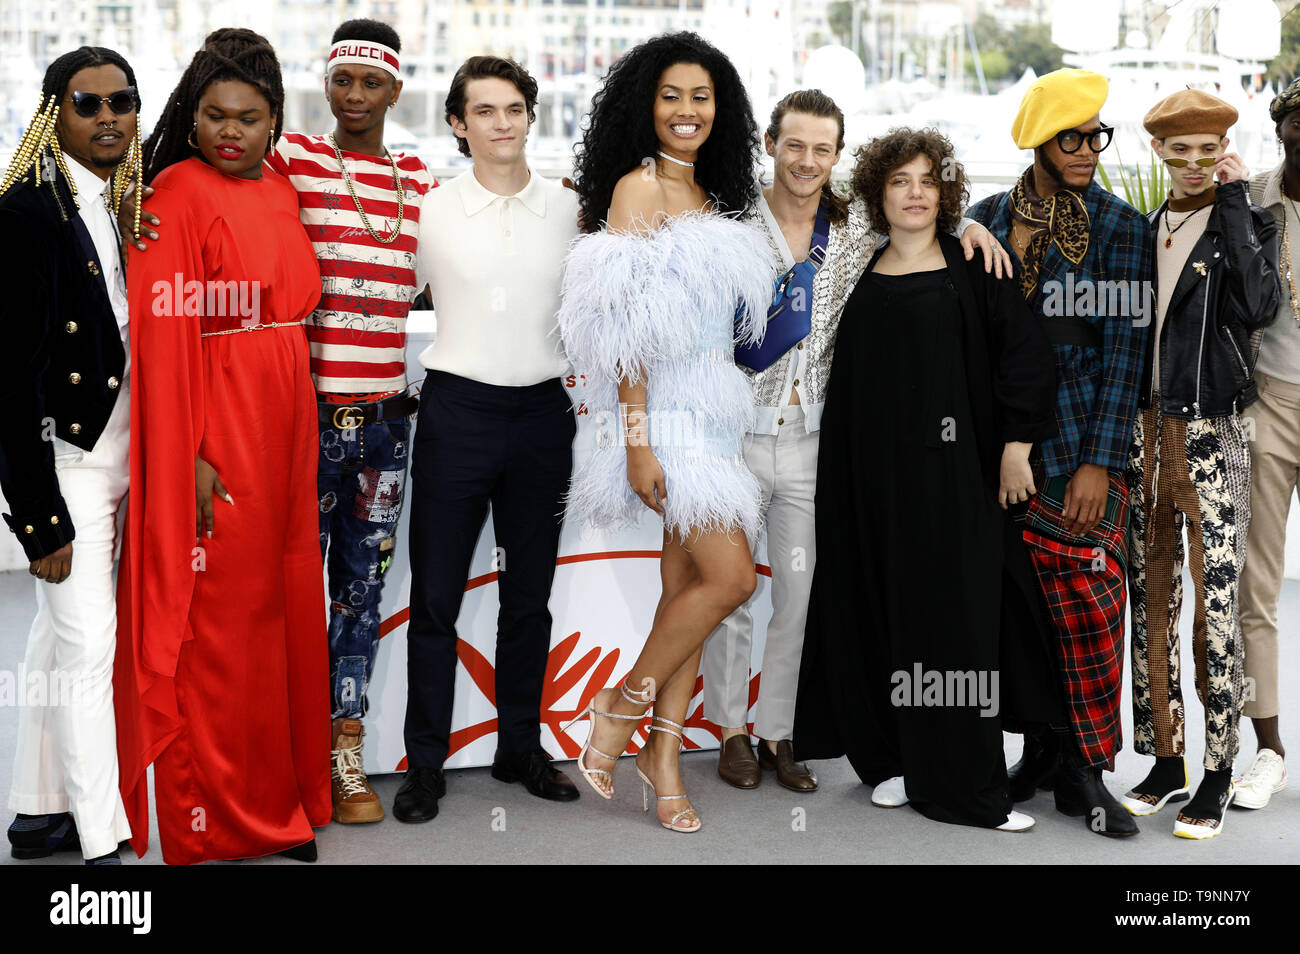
[1122,88,1280,839]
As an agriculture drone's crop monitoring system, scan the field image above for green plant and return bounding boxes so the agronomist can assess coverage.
[1097,143,1168,213]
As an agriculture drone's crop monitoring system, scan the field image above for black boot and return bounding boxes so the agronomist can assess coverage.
[1008,730,1059,802]
[1054,736,1139,838]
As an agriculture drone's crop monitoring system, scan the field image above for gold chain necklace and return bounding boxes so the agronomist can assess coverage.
[1281,186,1300,327]
[327,133,405,244]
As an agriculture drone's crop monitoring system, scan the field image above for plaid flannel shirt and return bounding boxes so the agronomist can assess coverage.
[970,181,1153,478]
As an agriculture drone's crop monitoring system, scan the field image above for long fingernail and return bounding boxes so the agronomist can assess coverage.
[223,493,235,505]
[207,530,213,539]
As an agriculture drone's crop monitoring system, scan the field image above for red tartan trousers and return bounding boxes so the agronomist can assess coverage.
[1022,472,1129,769]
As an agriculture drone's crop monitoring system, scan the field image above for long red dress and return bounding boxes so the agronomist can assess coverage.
[114,157,330,864]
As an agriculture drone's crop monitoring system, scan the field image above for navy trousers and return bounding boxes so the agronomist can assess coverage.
[404,370,575,768]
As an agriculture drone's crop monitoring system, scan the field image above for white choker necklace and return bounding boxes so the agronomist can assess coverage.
[657,150,694,168]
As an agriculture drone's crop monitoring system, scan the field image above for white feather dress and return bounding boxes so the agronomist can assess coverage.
[557,211,775,540]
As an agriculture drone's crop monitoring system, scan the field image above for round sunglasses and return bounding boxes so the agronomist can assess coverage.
[1055,124,1114,154]
[1161,156,1218,169]
[69,87,138,119]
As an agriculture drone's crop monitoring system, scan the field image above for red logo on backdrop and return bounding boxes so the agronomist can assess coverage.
[381,550,770,771]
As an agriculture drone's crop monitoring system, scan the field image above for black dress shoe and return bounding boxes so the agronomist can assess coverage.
[393,767,445,823]
[491,748,580,802]
[276,838,317,862]
[8,812,81,860]
[1054,737,1139,838]
[1008,730,1060,802]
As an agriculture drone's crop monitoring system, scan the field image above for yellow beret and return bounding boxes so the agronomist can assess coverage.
[1143,89,1237,139]
[1012,69,1109,149]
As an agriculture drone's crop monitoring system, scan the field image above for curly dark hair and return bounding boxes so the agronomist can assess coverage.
[850,127,967,235]
[332,18,401,52]
[142,28,284,185]
[572,31,760,232]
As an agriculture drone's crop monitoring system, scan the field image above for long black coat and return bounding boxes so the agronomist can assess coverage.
[0,154,127,560]
[793,232,1063,826]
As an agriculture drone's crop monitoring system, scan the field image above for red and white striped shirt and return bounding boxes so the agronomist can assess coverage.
[266,132,437,394]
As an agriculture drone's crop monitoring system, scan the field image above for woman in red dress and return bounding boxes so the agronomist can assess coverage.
[113,28,330,864]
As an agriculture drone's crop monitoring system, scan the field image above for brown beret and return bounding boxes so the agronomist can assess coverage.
[1143,89,1237,139]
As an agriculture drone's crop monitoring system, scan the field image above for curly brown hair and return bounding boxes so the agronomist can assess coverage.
[850,127,968,234]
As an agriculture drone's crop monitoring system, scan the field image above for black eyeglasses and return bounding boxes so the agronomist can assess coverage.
[69,87,138,118]
[1055,123,1114,154]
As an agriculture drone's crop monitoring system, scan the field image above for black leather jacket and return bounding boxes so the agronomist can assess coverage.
[0,156,127,561]
[1139,179,1280,419]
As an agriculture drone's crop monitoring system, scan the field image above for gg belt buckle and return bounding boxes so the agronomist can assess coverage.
[333,406,364,431]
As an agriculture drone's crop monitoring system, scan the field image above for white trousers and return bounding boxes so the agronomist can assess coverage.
[703,405,818,740]
[8,387,133,859]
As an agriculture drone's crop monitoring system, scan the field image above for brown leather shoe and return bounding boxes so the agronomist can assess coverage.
[331,718,385,823]
[717,735,761,789]
[758,739,819,792]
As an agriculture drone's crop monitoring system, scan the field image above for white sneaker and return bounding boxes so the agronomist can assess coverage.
[996,810,1035,832]
[1233,749,1287,810]
[871,775,908,807]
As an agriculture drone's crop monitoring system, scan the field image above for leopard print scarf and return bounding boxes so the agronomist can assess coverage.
[1010,168,1090,301]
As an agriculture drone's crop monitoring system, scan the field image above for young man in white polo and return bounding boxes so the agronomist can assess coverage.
[395,56,581,822]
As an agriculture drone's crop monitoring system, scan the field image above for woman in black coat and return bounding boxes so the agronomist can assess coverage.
[793,129,1061,831]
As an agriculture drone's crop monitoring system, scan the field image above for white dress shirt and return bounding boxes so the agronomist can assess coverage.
[65,155,128,343]
[415,167,578,387]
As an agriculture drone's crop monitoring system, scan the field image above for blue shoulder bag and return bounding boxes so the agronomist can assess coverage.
[734,198,831,373]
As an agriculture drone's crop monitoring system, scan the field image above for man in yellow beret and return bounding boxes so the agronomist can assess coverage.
[1122,88,1280,840]
[969,68,1153,839]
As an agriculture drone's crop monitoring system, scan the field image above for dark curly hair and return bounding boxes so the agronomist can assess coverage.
[850,127,967,235]
[142,28,284,185]
[572,31,760,232]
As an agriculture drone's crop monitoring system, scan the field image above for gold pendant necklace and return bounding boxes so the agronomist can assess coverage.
[1282,196,1300,327]
[327,133,405,245]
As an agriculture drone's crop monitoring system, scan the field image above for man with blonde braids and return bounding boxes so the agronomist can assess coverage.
[0,46,143,865]
[970,68,1153,838]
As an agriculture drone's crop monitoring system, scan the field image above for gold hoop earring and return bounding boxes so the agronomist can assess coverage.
[188,122,198,149]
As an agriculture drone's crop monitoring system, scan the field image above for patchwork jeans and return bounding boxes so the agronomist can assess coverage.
[318,406,412,719]
[1126,406,1249,771]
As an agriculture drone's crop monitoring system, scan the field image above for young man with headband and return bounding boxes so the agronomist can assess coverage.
[263,19,436,825]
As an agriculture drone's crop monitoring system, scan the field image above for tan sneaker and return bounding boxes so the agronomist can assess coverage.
[331,718,384,823]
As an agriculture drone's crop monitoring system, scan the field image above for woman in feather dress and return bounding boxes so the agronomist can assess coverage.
[557,32,775,832]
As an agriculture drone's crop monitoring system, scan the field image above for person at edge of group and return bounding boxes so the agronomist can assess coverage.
[1236,77,1300,811]
[394,55,582,824]
[969,67,1154,838]
[557,31,776,834]
[113,28,330,864]
[1121,89,1280,840]
[704,89,1014,792]
[794,128,1059,832]
[0,46,143,865]
[264,19,435,825]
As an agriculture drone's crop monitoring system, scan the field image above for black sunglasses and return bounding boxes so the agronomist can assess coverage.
[69,87,138,119]
[1055,123,1114,154]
